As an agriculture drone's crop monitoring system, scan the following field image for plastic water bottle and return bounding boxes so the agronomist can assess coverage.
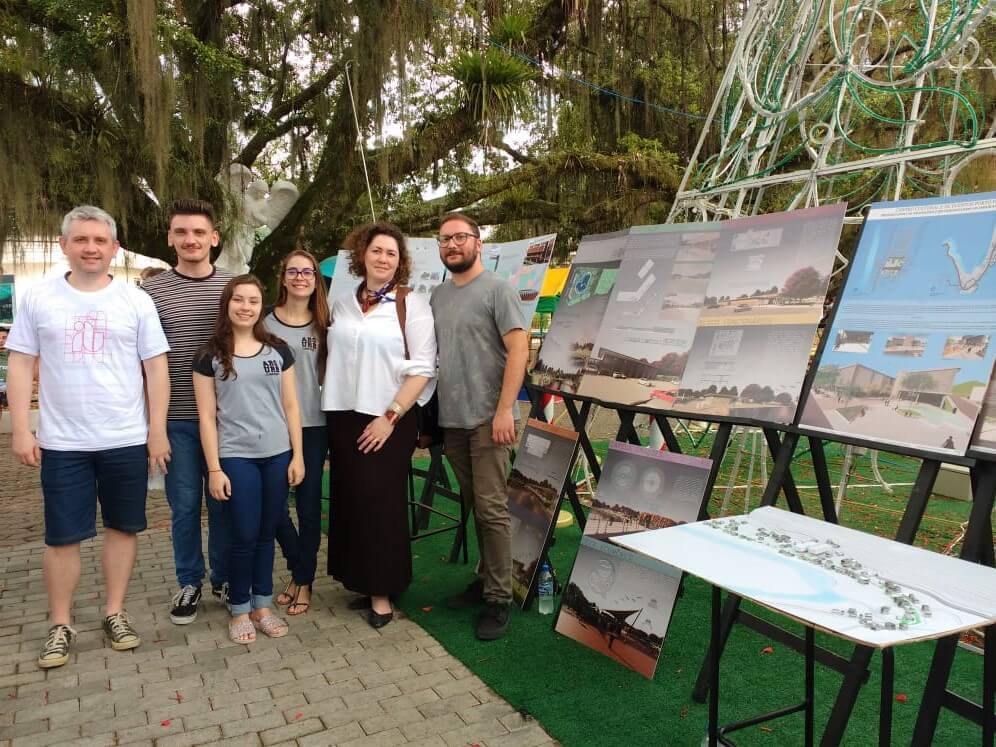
[537,563,555,615]
[147,465,165,493]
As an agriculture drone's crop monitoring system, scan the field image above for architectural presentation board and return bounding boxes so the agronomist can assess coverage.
[973,377,996,455]
[492,233,558,324]
[327,237,447,301]
[531,231,628,392]
[508,419,579,607]
[328,233,557,325]
[585,442,713,540]
[669,203,846,423]
[533,205,845,425]
[614,506,996,648]
[799,193,996,456]
[576,223,719,408]
[554,442,712,678]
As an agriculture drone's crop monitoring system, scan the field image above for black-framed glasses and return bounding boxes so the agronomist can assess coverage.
[436,232,479,247]
[284,267,316,279]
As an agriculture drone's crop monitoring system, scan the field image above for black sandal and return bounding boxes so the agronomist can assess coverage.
[276,580,297,607]
[288,583,312,616]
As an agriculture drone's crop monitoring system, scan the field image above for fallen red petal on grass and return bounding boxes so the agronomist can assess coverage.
[896,694,908,703]
[761,646,775,654]
[160,720,172,727]
[421,606,433,612]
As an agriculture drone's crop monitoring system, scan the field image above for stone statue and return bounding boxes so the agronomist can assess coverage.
[215,163,300,274]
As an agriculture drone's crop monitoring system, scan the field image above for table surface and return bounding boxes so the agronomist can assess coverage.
[612,507,996,648]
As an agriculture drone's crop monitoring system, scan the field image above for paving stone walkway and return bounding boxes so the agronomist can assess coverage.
[0,435,557,747]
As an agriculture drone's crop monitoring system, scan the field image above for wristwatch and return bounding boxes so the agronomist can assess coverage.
[384,410,400,425]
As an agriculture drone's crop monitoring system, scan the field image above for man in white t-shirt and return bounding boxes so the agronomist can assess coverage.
[6,206,171,669]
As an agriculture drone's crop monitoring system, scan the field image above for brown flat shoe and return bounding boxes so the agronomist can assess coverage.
[276,581,297,606]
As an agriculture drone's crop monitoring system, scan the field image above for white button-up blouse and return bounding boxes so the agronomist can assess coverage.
[321,286,437,416]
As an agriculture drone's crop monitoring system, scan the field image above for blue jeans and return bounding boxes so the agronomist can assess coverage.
[221,450,291,615]
[275,426,328,585]
[165,420,230,589]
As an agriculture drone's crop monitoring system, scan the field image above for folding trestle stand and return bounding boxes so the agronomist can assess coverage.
[408,443,469,563]
[692,428,995,745]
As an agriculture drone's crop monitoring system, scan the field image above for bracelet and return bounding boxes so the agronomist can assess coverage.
[384,410,400,425]
[208,469,223,473]
[387,401,405,416]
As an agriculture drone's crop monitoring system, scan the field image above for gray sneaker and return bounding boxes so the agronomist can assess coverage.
[103,611,141,651]
[38,624,77,669]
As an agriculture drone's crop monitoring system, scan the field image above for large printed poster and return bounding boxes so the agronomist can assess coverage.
[670,203,846,423]
[800,193,996,455]
[509,419,579,607]
[492,233,557,324]
[328,237,447,301]
[531,231,628,392]
[972,378,996,455]
[555,443,712,678]
[576,224,718,407]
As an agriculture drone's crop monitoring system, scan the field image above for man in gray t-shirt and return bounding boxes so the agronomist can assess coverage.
[429,213,528,641]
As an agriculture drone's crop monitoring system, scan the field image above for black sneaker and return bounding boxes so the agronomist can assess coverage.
[475,602,510,641]
[211,582,229,606]
[37,624,77,669]
[445,579,485,610]
[103,611,141,651]
[170,584,202,625]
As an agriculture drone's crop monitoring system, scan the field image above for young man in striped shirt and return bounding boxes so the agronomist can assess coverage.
[143,200,233,624]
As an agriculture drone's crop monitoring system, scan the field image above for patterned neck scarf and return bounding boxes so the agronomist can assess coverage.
[358,279,397,314]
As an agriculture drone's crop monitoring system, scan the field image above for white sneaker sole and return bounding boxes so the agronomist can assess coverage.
[170,612,197,625]
[37,653,70,669]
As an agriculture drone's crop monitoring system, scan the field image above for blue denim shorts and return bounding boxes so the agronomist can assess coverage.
[40,445,149,546]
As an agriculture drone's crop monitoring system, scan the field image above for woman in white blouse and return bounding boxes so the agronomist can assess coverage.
[322,222,436,628]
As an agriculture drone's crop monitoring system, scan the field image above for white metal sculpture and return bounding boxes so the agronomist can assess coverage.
[668,0,996,224]
[215,164,300,274]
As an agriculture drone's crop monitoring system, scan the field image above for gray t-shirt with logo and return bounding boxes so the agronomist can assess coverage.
[193,343,294,458]
[430,271,526,429]
[264,311,324,428]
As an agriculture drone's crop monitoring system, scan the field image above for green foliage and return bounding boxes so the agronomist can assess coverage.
[443,47,539,127]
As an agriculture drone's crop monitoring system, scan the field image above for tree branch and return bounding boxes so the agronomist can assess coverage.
[385,150,681,230]
[495,140,534,164]
[235,113,315,166]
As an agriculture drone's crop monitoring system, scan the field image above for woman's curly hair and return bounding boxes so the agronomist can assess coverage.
[343,221,412,286]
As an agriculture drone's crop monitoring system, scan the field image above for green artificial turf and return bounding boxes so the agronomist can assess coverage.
[392,433,989,746]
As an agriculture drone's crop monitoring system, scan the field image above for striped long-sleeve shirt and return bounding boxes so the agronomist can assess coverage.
[143,267,233,420]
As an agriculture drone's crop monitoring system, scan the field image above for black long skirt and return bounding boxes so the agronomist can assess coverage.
[326,409,417,597]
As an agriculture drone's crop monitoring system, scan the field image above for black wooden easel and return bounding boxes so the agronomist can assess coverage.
[518,383,800,610]
[910,454,996,745]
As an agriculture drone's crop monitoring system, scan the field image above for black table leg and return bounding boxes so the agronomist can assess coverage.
[985,623,994,746]
[880,648,894,747]
[806,626,815,747]
[710,585,720,747]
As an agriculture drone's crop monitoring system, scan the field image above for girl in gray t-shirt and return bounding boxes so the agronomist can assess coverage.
[264,248,332,616]
[192,275,304,646]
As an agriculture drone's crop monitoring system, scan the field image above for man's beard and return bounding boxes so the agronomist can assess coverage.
[442,249,478,274]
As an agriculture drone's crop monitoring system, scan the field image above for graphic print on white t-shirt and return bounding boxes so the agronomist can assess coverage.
[65,310,110,364]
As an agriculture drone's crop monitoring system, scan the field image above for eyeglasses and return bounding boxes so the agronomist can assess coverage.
[284,267,316,279]
[436,232,479,247]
